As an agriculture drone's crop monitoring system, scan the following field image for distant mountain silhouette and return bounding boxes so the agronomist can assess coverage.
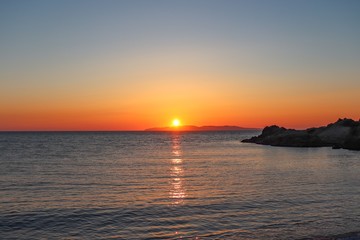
[145,125,259,132]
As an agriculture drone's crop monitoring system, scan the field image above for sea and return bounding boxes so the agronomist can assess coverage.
[0,131,359,239]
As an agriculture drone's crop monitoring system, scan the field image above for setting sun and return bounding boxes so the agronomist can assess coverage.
[172,119,181,127]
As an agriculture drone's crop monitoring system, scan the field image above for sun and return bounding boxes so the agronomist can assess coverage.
[172,119,181,127]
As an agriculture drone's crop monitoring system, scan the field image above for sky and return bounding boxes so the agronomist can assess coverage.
[1,0,360,130]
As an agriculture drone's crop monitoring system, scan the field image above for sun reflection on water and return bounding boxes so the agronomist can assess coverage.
[170,133,186,205]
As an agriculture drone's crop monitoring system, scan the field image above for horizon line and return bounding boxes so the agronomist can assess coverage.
[0,129,261,133]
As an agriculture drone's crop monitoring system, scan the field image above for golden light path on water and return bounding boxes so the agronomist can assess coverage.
[170,133,186,205]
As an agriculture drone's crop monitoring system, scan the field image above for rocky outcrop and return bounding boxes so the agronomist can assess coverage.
[242,118,360,150]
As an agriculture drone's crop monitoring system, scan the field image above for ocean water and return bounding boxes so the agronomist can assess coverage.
[0,131,359,239]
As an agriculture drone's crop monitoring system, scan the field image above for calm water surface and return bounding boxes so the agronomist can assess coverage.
[0,131,359,239]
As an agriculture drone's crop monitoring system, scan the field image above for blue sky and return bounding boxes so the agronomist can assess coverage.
[1,0,360,130]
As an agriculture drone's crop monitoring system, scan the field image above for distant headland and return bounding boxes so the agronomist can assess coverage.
[145,125,259,132]
[242,118,360,151]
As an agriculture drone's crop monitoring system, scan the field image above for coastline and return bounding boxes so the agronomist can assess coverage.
[242,118,360,151]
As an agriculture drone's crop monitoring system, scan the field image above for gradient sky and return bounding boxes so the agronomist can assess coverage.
[1,0,360,130]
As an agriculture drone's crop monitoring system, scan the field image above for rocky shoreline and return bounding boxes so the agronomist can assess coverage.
[242,118,360,151]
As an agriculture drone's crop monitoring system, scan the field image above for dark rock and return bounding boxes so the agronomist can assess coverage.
[261,125,286,137]
[242,118,360,151]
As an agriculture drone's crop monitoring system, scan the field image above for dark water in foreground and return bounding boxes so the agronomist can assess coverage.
[0,131,359,239]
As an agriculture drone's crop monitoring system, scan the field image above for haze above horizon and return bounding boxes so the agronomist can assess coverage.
[1,0,359,131]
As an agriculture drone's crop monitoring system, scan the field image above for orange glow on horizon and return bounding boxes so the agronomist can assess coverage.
[1,75,359,131]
